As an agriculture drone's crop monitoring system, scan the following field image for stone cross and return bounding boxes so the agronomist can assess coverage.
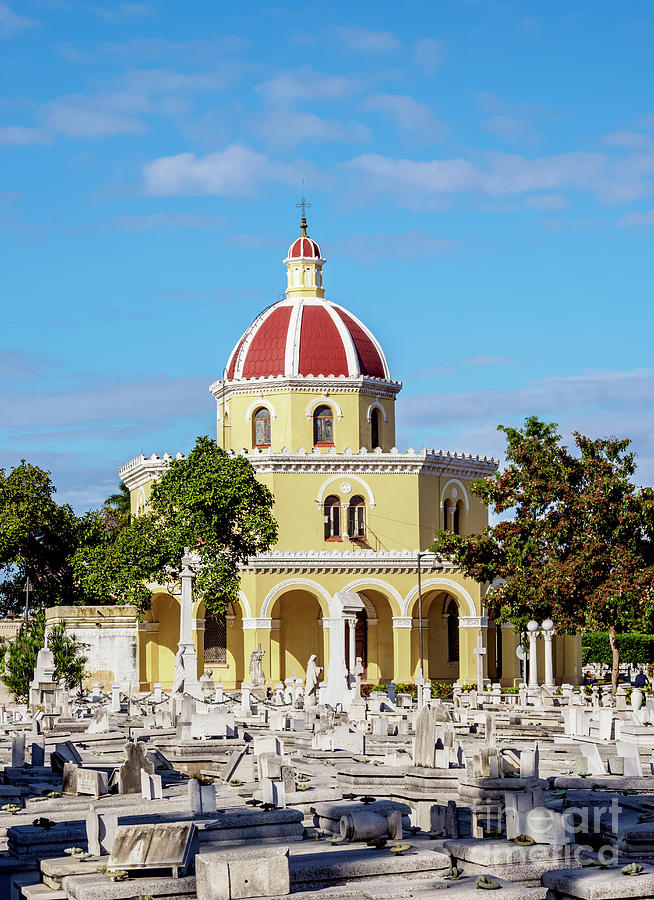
[473,636,487,693]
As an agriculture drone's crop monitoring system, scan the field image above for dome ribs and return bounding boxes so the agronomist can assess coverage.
[333,308,386,378]
[241,306,292,378]
[298,304,349,377]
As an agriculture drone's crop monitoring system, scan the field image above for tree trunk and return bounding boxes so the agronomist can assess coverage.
[608,625,619,693]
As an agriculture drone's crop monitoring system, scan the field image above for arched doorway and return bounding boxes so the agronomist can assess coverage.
[425,591,460,683]
[271,590,324,681]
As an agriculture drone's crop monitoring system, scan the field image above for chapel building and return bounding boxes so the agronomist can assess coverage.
[114,216,582,692]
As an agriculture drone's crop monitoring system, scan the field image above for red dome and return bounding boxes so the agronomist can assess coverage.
[287,235,321,259]
[226,298,390,381]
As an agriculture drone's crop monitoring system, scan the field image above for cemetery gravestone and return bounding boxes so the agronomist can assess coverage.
[118,740,154,793]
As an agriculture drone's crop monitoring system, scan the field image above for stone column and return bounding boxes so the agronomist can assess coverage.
[321,617,349,708]
[178,554,201,698]
[542,619,555,688]
[527,620,539,688]
[392,617,413,682]
[347,617,356,675]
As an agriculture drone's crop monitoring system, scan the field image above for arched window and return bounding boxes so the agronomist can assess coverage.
[443,498,451,531]
[324,495,341,540]
[204,611,227,665]
[347,495,366,539]
[304,266,312,286]
[452,500,460,535]
[444,595,459,662]
[313,404,334,445]
[253,407,271,448]
[370,407,381,449]
[454,500,464,535]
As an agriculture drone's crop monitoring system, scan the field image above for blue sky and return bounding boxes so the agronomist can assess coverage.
[2,0,654,509]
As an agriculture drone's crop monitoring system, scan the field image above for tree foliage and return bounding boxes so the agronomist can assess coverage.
[103,481,131,527]
[74,436,278,614]
[0,462,83,614]
[582,633,654,667]
[0,612,88,701]
[432,417,654,688]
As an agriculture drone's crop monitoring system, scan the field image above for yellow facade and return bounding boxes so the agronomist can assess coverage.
[119,219,581,693]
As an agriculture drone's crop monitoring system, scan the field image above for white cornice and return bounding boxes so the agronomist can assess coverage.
[240,549,457,575]
[209,374,402,401]
[119,447,498,490]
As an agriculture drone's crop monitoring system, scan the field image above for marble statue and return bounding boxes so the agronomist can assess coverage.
[305,654,322,707]
[249,645,266,687]
[171,649,185,694]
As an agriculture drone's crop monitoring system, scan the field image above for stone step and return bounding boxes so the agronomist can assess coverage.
[20,884,66,900]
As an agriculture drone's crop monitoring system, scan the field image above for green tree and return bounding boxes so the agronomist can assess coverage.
[0,612,88,701]
[0,462,83,615]
[432,417,654,692]
[105,481,131,525]
[74,436,278,614]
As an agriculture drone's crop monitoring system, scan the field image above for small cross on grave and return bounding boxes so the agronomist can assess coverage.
[473,636,487,693]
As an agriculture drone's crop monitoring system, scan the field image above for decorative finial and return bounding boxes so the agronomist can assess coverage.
[296,180,311,235]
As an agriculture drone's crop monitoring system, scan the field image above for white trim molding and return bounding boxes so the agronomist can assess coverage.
[403,578,477,618]
[392,617,413,629]
[316,474,376,508]
[366,400,388,423]
[341,578,403,615]
[305,395,343,422]
[238,590,252,619]
[261,578,333,618]
[120,446,497,490]
[459,616,489,629]
[484,578,507,598]
[440,478,470,513]
[242,617,273,630]
[244,398,277,422]
[243,549,456,575]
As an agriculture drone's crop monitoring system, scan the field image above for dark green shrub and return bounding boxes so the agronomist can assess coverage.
[582,633,654,666]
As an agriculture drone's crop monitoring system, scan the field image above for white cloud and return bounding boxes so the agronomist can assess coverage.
[0,3,37,38]
[524,193,571,210]
[600,130,652,150]
[41,99,145,137]
[617,209,654,227]
[142,144,299,197]
[0,125,47,146]
[253,109,370,148]
[343,148,654,206]
[103,213,227,230]
[362,93,446,143]
[484,114,538,144]
[414,38,446,75]
[38,67,230,139]
[255,68,353,106]
[399,369,654,487]
[334,26,401,53]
